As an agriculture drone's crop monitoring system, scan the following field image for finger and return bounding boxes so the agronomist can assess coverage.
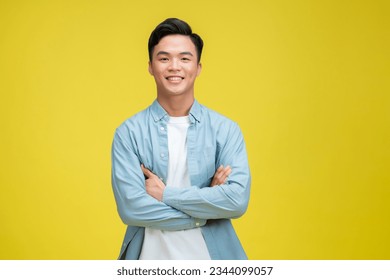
[226,168,232,176]
[223,166,232,176]
[210,165,231,187]
[218,166,232,183]
[214,173,228,185]
[213,165,223,177]
[224,167,232,182]
[215,165,227,176]
[210,179,219,187]
[216,165,230,179]
[141,164,153,178]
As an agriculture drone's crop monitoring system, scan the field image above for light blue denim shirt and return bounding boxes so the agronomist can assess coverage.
[111,99,251,259]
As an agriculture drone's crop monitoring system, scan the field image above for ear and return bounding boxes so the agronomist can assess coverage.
[196,63,202,77]
[148,61,153,76]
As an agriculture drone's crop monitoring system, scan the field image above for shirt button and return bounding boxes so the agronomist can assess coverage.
[196,222,200,226]
[160,126,165,131]
[160,153,165,158]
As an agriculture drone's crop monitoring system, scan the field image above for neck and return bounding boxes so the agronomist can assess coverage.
[157,94,194,117]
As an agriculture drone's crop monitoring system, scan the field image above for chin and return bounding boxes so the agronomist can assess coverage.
[158,86,190,97]
[167,92,184,96]
[166,88,185,96]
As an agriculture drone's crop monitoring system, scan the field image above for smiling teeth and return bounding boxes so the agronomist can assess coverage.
[167,77,183,81]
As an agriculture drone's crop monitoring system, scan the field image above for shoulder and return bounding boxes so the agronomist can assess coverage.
[114,104,152,138]
[199,102,240,131]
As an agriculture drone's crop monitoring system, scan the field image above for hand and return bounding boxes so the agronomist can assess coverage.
[141,164,166,201]
[210,165,232,187]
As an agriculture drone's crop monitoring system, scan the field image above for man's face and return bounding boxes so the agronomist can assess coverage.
[148,34,201,98]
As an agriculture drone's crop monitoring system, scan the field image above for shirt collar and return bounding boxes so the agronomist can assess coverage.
[151,99,201,123]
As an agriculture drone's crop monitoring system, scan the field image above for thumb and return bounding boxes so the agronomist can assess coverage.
[141,164,153,178]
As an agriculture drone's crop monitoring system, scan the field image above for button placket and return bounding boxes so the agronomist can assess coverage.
[157,120,168,183]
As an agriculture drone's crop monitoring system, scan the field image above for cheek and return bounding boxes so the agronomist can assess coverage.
[186,67,198,78]
[154,71,165,81]
[150,64,164,76]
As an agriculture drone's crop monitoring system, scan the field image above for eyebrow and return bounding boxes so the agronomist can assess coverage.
[156,51,194,56]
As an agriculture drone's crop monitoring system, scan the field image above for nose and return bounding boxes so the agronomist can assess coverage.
[168,58,181,71]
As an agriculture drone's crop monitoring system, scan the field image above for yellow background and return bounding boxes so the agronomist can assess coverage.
[0,0,389,259]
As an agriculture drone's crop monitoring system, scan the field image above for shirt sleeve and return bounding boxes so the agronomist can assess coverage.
[111,129,206,230]
[162,122,251,220]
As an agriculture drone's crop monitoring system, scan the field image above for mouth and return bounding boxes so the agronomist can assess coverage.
[165,76,184,81]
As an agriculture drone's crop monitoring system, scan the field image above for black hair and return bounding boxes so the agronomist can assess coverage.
[148,18,203,63]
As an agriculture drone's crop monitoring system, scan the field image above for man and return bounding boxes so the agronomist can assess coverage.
[111,18,251,259]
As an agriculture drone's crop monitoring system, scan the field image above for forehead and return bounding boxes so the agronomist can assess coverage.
[153,34,196,54]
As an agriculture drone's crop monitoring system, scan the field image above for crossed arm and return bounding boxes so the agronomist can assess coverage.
[141,164,232,201]
[112,122,250,230]
[142,122,250,220]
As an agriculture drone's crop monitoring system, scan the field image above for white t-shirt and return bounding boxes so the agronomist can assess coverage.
[139,116,211,260]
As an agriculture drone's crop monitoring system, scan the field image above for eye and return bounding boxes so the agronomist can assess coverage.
[159,57,169,62]
[181,57,190,61]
